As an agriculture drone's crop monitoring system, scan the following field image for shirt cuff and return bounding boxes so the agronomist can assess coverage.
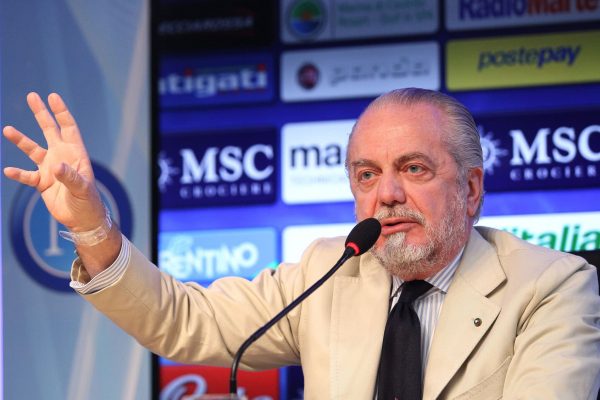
[70,234,131,295]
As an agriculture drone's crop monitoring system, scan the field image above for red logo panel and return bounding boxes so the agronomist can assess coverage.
[160,365,279,399]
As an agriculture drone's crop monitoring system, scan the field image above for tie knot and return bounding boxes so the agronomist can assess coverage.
[399,280,432,303]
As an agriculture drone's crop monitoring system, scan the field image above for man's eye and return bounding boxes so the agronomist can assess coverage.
[359,171,374,181]
[407,165,424,174]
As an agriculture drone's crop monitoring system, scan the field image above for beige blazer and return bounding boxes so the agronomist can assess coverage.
[78,227,600,399]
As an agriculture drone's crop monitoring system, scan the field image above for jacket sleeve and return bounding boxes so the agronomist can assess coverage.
[76,237,323,370]
[503,256,600,399]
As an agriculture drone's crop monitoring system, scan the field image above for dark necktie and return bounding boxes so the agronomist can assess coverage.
[377,280,433,400]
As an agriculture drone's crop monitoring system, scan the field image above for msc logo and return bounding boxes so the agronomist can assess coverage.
[159,63,268,98]
[179,144,274,183]
[507,123,599,181]
[158,227,277,282]
[159,130,277,207]
[10,163,132,292]
[476,111,599,191]
[510,125,600,165]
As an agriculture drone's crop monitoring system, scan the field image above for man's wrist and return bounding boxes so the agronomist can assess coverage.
[72,218,123,279]
[71,234,131,294]
[59,206,112,246]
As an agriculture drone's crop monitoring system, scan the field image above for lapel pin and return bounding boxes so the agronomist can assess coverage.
[473,317,482,327]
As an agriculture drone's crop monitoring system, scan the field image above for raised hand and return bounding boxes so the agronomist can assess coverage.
[3,92,105,232]
[4,92,123,276]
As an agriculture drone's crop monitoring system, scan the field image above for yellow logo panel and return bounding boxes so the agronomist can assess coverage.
[446,30,600,91]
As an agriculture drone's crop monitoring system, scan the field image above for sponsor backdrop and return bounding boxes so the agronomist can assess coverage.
[1,1,150,399]
[152,0,600,398]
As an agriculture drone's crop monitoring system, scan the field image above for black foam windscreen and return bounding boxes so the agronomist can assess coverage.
[344,218,382,255]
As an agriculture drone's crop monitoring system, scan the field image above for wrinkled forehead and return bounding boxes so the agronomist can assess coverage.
[347,101,448,152]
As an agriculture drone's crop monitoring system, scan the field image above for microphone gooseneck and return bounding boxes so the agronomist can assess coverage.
[229,218,382,395]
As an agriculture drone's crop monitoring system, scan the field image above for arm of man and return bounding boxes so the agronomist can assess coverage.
[504,256,600,399]
[5,92,305,369]
[76,235,307,369]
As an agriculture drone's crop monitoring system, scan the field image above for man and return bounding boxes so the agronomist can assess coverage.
[4,89,600,399]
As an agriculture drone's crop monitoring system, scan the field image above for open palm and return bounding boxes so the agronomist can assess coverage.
[3,93,105,231]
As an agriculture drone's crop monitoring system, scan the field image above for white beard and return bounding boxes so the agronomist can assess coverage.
[369,189,468,278]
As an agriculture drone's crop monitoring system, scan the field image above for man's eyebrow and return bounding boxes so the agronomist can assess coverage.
[348,153,436,170]
[348,159,378,170]
[394,152,435,167]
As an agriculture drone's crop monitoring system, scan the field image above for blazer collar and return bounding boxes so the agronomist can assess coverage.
[329,251,390,399]
[423,227,506,399]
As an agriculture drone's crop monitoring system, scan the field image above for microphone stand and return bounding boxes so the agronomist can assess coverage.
[229,246,356,395]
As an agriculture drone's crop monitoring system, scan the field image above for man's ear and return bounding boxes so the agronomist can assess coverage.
[466,167,484,218]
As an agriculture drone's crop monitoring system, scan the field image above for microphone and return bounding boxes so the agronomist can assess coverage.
[343,217,382,257]
[229,218,382,395]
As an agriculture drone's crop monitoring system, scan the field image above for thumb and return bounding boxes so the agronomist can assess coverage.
[53,162,90,197]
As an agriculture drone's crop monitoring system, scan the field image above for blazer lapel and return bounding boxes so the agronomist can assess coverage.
[423,229,506,400]
[330,253,390,399]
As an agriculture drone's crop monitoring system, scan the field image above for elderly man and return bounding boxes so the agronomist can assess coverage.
[4,88,600,399]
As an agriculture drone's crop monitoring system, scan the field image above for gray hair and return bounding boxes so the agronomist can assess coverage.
[348,88,485,220]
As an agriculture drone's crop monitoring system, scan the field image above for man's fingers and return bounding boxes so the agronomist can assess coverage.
[3,167,40,187]
[26,92,61,144]
[3,126,47,165]
[48,93,82,144]
[53,163,88,197]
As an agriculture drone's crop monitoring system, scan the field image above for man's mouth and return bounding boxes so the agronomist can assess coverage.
[379,217,420,236]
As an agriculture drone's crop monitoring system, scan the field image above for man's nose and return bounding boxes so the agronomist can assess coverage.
[377,173,406,206]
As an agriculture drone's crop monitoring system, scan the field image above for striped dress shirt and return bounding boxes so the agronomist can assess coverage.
[389,249,463,381]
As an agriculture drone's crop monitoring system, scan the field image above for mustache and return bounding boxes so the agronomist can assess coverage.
[373,206,426,226]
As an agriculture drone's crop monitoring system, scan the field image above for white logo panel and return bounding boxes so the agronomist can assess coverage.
[478,211,600,252]
[281,0,438,43]
[282,119,355,204]
[283,223,354,263]
[281,42,440,102]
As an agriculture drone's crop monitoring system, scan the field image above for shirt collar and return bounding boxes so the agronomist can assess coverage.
[390,247,464,299]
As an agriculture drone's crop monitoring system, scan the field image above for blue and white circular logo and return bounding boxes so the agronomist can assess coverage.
[286,0,326,41]
[11,162,133,291]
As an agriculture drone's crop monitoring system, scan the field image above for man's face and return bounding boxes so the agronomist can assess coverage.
[347,102,482,278]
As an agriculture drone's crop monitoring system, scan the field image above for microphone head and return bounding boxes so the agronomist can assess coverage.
[344,218,382,256]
